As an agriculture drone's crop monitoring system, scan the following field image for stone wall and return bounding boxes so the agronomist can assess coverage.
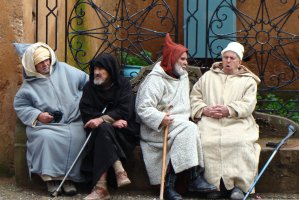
[0,0,24,175]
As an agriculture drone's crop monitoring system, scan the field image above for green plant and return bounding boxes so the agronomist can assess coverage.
[120,50,152,66]
[256,93,299,123]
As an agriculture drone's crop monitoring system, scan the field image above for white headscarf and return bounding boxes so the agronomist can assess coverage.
[22,42,56,78]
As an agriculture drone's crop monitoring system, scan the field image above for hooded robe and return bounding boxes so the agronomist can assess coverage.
[79,53,140,187]
[135,34,204,185]
[13,42,88,182]
[190,62,261,192]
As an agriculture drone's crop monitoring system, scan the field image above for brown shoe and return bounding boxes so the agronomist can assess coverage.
[116,171,131,187]
[83,186,110,200]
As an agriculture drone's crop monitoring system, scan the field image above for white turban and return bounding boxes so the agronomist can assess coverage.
[22,42,56,78]
[33,46,51,66]
[221,42,244,60]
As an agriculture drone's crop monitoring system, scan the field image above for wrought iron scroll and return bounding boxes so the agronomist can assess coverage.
[35,0,59,51]
[67,0,177,71]
[207,0,299,90]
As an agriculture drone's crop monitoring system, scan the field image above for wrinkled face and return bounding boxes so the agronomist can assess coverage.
[35,59,51,75]
[177,52,188,69]
[222,51,241,75]
[93,66,110,85]
[173,52,188,76]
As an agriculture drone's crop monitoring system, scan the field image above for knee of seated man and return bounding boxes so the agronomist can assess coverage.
[97,122,113,129]
[180,120,199,134]
[175,123,199,139]
[94,123,114,135]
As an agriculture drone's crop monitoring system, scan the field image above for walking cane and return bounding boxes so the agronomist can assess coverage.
[53,105,108,197]
[159,105,173,200]
[243,124,296,200]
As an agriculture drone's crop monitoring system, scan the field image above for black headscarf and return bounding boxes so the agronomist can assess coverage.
[80,53,135,123]
[87,53,122,103]
[89,53,121,86]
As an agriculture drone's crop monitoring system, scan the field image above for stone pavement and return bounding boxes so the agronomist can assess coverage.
[0,177,299,200]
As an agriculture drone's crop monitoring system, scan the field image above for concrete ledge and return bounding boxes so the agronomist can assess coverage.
[256,142,299,193]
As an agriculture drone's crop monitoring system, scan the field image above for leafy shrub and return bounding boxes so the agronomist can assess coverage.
[256,93,299,123]
[120,50,152,66]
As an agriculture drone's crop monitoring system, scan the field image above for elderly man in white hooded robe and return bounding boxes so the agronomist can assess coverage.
[136,33,216,200]
[13,42,88,196]
[190,42,261,200]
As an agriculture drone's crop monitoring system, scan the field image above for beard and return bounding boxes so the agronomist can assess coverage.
[173,63,187,76]
[93,77,105,85]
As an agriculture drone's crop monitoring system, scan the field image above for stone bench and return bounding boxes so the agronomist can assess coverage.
[14,64,299,193]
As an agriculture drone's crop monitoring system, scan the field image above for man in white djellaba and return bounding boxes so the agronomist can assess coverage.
[136,33,216,200]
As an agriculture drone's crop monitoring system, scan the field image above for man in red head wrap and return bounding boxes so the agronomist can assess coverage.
[160,33,188,77]
[136,33,216,200]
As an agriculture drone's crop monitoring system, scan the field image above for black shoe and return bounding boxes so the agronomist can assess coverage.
[206,191,222,199]
[164,186,183,200]
[188,175,217,192]
[164,161,183,200]
[230,187,244,200]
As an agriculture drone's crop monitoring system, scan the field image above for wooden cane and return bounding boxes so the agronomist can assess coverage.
[159,125,169,200]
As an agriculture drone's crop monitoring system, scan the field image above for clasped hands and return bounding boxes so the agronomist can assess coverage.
[84,117,128,129]
[202,105,229,119]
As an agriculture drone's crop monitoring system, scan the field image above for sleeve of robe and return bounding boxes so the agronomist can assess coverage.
[190,76,207,121]
[227,78,258,118]
[105,78,134,121]
[63,62,89,91]
[135,75,166,132]
[77,69,89,91]
[14,89,42,127]
[79,84,107,124]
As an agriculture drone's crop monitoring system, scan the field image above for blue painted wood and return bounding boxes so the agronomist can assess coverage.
[184,0,236,58]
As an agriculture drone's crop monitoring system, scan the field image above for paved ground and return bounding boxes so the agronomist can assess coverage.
[0,177,298,200]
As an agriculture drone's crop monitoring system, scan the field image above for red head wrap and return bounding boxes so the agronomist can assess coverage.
[161,33,188,76]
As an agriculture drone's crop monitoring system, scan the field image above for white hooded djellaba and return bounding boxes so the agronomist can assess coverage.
[190,61,261,192]
[135,61,204,185]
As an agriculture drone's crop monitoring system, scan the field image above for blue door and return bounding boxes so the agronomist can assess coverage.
[184,0,236,58]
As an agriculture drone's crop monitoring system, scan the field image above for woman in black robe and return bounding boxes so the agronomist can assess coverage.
[79,53,139,200]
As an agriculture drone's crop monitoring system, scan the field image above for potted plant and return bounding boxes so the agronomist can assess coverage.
[120,50,152,78]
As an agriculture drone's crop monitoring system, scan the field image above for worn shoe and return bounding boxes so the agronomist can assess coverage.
[62,180,77,196]
[164,166,183,200]
[164,186,183,200]
[84,186,110,200]
[46,180,62,196]
[230,187,244,200]
[116,171,131,187]
[188,175,217,192]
